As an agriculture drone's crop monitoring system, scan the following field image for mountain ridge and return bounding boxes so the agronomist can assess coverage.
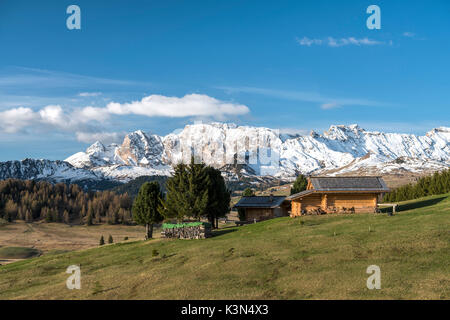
[1,123,449,187]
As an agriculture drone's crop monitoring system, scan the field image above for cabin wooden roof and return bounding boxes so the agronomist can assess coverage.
[287,176,389,200]
[310,176,388,191]
[233,196,286,209]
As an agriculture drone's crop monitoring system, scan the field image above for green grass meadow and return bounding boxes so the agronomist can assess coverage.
[0,247,40,259]
[0,193,449,299]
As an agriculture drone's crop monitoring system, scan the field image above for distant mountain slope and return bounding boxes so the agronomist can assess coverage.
[66,123,450,179]
[0,159,120,190]
[1,123,449,187]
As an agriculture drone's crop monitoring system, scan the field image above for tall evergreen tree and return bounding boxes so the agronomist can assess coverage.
[159,163,189,221]
[132,181,164,239]
[204,166,231,229]
[290,175,308,195]
[159,158,209,222]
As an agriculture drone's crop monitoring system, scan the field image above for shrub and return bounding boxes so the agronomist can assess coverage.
[242,188,255,197]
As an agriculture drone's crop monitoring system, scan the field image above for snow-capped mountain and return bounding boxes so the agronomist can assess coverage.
[1,123,449,187]
[0,159,102,183]
[64,123,450,181]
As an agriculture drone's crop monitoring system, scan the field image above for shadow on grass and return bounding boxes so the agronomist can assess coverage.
[380,196,446,213]
[212,226,237,237]
[398,196,446,211]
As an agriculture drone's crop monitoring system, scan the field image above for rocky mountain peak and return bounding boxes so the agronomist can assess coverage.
[47,122,450,182]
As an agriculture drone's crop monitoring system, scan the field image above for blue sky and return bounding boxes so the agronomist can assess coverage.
[0,0,449,160]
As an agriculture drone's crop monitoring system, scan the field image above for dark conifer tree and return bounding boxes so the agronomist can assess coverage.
[290,174,308,195]
[204,166,231,229]
[132,181,164,239]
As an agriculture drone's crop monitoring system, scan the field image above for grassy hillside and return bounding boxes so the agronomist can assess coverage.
[0,193,449,299]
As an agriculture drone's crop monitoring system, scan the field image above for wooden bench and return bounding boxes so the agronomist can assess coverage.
[378,203,398,215]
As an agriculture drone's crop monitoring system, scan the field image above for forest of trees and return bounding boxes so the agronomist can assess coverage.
[0,159,231,230]
[111,175,168,199]
[0,179,133,224]
[383,169,450,202]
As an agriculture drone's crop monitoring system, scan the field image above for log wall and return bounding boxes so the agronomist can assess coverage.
[245,208,274,221]
[290,192,378,217]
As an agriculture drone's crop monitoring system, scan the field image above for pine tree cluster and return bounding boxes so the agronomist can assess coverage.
[0,179,132,224]
[158,159,231,228]
[383,169,450,202]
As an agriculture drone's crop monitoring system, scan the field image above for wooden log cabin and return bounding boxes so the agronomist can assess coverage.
[233,195,289,221]
[287,176,390,216]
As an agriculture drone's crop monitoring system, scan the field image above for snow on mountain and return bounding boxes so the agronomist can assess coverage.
[65,141,121,168]
[0,159,102,183]
[65,130,172,181]
[1,123,448,186]
[93,164,172,181]
[162,123,283,175]
[64,123,450,181]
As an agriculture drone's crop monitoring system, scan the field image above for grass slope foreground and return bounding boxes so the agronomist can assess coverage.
[0,193,449,300]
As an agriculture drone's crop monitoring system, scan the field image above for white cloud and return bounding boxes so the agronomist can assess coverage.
[297,36,385,47]
[296,37,323,46]
[218,86,390,109]
[39,105,67,126]
[321,102,340,109]
[76,131,125,144]
[0,94,250,139]
[78,92,102,97]
[0,107,38,133]
[0,67,151,88]
[104,93,249,118]
[75,106,111,123]
[0,105,79,133]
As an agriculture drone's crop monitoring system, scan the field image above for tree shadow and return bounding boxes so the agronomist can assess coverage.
[378,207,392,214]
[398,196,446,211]
[212,226,237,237]
[379,196,446,214]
